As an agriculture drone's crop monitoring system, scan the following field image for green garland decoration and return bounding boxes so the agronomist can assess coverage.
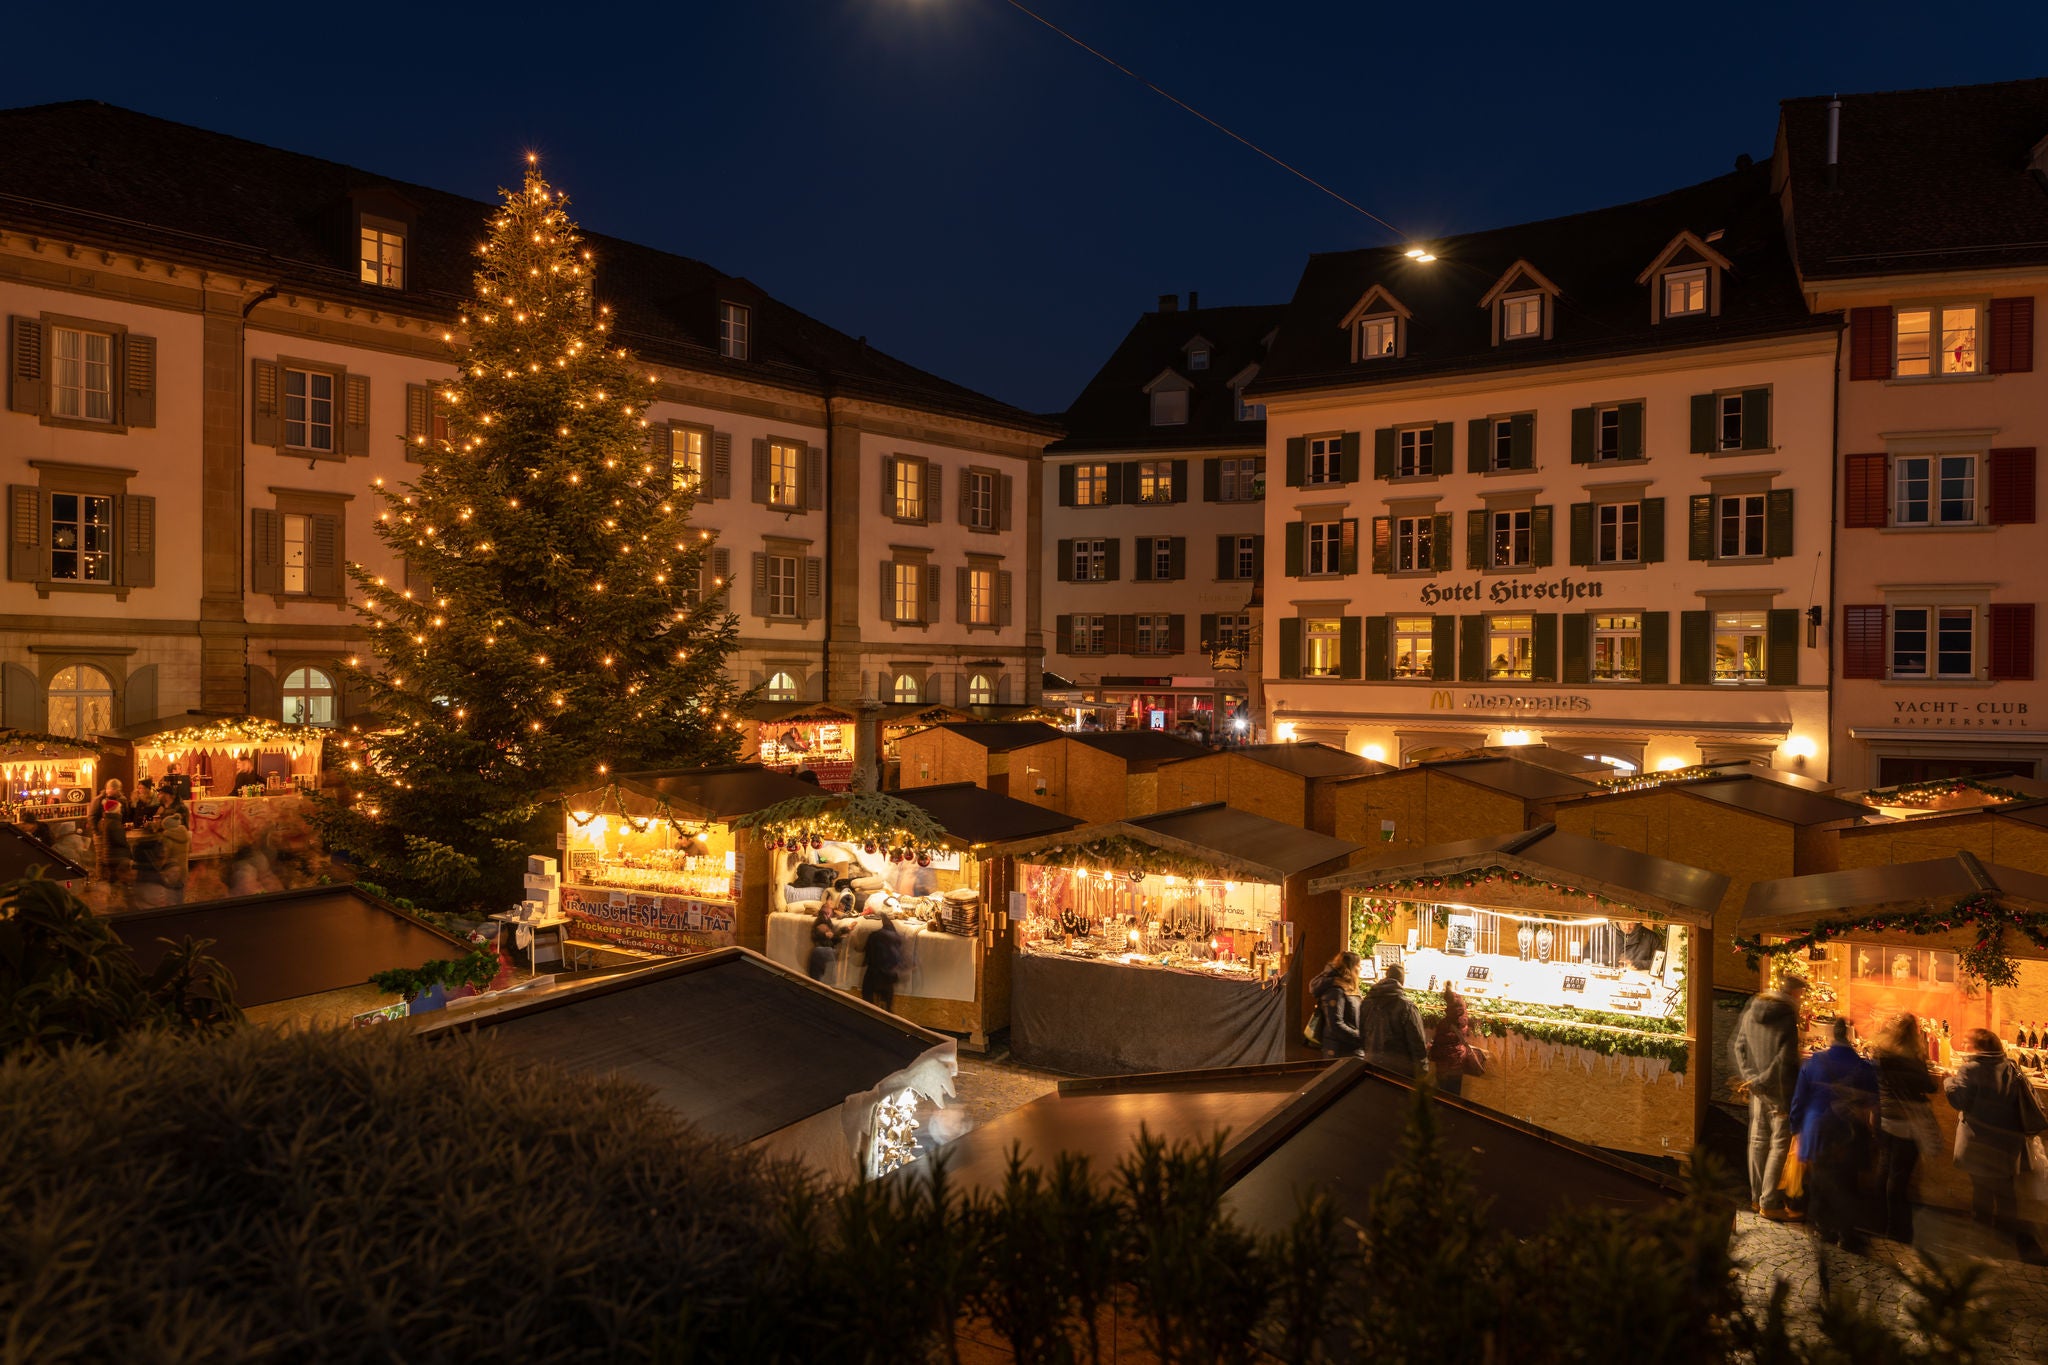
[1412,991,1691,1072]
[1733,893,2048,990]
[1014,833,1250,883]
[731,790,948,855]
[1345,867,1661,920]
[1597,764,1722,794]
[559,782,719,840]
[369,947,499,1002]
[1856,774,2035,809]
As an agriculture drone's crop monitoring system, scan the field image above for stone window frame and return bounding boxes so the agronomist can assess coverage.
[254,486,353,607]
[11,459,153,602]
[11,310,156,434]
[271,650,348,727]
[28,644,135,737]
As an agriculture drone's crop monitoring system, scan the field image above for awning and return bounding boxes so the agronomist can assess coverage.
[1740,851,2048,930]
[890,783,1082,847]
[561,764,825,823]
[991,802,1363,883]
[748,702,860,725]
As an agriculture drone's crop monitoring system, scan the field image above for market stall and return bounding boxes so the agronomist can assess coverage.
[874,704,975,790]
[744,702,861,791]
[557,764,822,958]
[988,803,1362,1076]
[0,731,98,825]
[120,715,327,864]
[1311,825,1725,1160]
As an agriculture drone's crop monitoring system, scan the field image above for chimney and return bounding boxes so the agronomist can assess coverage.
[1825,95,1841,190]
[1188,290,1200,312]
[1157,293,1179,313]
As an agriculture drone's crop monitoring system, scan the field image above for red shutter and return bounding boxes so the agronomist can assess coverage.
[1989,448,2037,525]
[1991,604,2036,681]
[1990,297,2036,374]
[1848,306,1893,381]
[1843,453,1889,528]
[1841,605,1887,679]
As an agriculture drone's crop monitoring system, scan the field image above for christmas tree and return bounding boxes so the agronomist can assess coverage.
[316,159,749,911]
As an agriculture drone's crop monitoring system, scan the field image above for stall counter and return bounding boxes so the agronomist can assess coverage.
[766,911,977,1002]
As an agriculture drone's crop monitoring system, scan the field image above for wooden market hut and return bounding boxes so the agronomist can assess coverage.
[430,948,957,1182]
[1153,741,1393,834]
[1326,756,1600,866]
[1739,854,2048,1215]
[1545,774,1871,990]
[1310,826,1726,1160]
[104,884,467,1029]
[988,803,1363,1075]
[893,721,1064,794]
[873,703,978,788]
[118,713,327,796]
[0,731,99,826]
[1006,729,1207,824]
[743,701,862,790]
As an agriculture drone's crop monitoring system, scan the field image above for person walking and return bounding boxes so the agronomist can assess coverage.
[1357,961,1428,1080]
[1790,1017,1880,1251]
[1947,1028,2048,1261]
[807,908,847,983]
[1871,1012,1940,1244]
[90,779,132,907]
[1733,974,1809,1220]
[1308,952,1364,1059]
[1429,985,1482,1098]
[156,808,191,905]
[861,915,906,1013]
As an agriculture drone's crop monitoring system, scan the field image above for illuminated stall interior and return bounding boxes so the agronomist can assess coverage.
[1839,772,2048,821]
[0,732,98,821]
[1312,825,1724,1159]
[747,702,859,791]
[127,715,325,795]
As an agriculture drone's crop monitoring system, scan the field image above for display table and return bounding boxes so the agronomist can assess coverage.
[766,911,978,1001]
[490,910,571,968]
[1010,951,1290,1076]
[1402,948,1678,1021]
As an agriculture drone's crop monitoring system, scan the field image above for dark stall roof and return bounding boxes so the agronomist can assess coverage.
[989,802,1362,882]
[0,102,1054,435]
[1470,745,1615,776]
[1779,79,2048,280]
[1066,731,1209,766]
[1313,824,1727,922]
[1429,757,1598,802]
[1681,777,1870,828]
[1042,671,1081,693]
[1994,801,2048,831]
[593,764,824,821]
[105,886,464,1007]
[1254,161,1830,398]
[908,722,1066,754]
[891,783,1082,846]
[874,704,976,725]
[1049,301,1288,454]
[1690,759,1836,792]
[0,825,88,882]
[1742,852,2048,929]
[1172,742,1393,780]
[918,1060,1674,1239]
[432,950,944,1144]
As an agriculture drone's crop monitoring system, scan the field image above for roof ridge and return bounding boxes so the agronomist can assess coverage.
[1780,75,2048,107]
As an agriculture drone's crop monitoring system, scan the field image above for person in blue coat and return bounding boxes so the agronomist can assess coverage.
[1790,1016,1880,1250]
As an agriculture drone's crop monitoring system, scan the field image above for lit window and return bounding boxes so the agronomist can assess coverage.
[892,673,921,703]
[1135,461,1175,502]
[1490,509,1532,568]
[670,427,706,492]
[968,567,996,625]
[1070,615,1106,655]
[1591,613,1641,682]
[1895,304,1978,377]
[1501,293,1543,340]
[1713,611,1768,684]
[1393,516,1434,572]
[282,667,337,726]
[1892,607,1976,679]
[1306,520,1345,576]
[1392,616,1434,678]
[48,493,114,583]
[1073,463,1111,506]
[359,218,404,289]
[282,513,309,594]
[1663,268,1706,318]
[719,302,750,360]
[968,674,994,705]
[48,326,114,422]
[1304,618,1343,677]
[1717,494,1765,558]
[1596,503,1639,564]
[1306,435,1343,485]
[965,470,996,530]
[1395,427,1433,478]
[766,554,798,617]
[768,441,802,507]
[1894,455,1977,526]
[893,459,925,520]
[283,368,335,452]
[764,671,799,701]
[45,664,114,738]
[890,562,922,623]
[1071,539,1107,581]
[1150,389,1188,426]
[1359,315,1397,359]
[1486,615,1533,679]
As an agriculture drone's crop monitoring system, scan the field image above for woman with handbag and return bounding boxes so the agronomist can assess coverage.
[1946,1028,2048,1261]
[1871,1012,1940,1244]
[1429,985,1485,1098]
[1308,952,1363,1059]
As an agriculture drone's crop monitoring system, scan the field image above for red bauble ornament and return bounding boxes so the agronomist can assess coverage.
[917,850,933,867]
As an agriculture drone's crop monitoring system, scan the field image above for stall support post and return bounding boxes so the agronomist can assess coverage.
[1689,915,1711,1156]
[1288,868,1342,1049]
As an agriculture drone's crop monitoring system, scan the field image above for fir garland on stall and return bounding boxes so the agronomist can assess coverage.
[1857,774,2035,809]
[1009,834,1244,883]
[1348,866,1660,919]
[1411,991,1691,1072]
[1733,894,2048,990]
[732,791,949,862]
[561,783,718,840]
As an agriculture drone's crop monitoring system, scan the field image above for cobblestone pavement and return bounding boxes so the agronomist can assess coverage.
[1732,1209,2048,1361]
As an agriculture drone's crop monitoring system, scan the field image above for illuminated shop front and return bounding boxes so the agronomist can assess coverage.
[124,715,327,861]
[745,701,859,790]
[1311,825,1723,1159]
[0,733,97,823]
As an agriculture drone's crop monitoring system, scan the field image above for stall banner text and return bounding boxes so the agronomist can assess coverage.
[561,886,737,955]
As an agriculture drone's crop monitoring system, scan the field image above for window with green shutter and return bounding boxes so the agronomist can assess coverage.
[1531,505,1554,567]
[1641,498,1665,563]
[1278,618,1302,679]
[1569,503,1593,565]
[1641,612,1670,685]
[1466,510,1487,570]
[1766,607,1800,685]
[1340,617,1363,678]
[1431,615,1457,680]
[1366,615,1390,680]
[1688,494,1714,560]
[1562,612,1591,684]
[1679,610,1712,684]
[1531,613,1558,683]
[1766,489,1794,557]
[1458,615,1486,681]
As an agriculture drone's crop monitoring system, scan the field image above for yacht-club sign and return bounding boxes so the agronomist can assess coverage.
[1418,576,1606,607]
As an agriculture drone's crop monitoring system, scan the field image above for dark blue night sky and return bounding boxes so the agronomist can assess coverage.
[11,1,2045,413]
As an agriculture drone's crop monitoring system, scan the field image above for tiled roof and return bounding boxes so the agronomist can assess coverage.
[0,101,1056,434]
[1779,79,2048,280]
[1254,161,1832,397]
[1049,301,1287,453]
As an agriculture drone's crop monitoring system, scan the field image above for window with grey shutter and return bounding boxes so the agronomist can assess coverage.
[251,508,285,593]
[956,566,971,624]
[921,564,940,625]
[309,514,342,597]
[8,317,44,416]
[800,555,821,618]
[752,439,772,504]
[710,432,732,500]
[117,494,156,589]
[880,455,898,517]
[124,335,157,428]
[999,473,1013,530]
[342,374,371,457]
[751,552,772,617]
[712,547,732,599]
[251,360,281,447]
[406,384,434,462]
[928,464,943,524]
[7,486,45,582]
[997,570,1012,627]
[805,444,825,510]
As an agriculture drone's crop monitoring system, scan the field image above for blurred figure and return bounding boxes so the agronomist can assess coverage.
[1790,1016,1879,1252]
[1429,985,1482,1098]
[1308,952,1363,1059]
[1948,1028,2048,1261]
[1871,1012,1940,1244]
[1357,961,1428,1079]
[1734,974,1809,1220]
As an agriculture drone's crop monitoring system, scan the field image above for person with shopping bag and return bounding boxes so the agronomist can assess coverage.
[1428,984,1486,1098]
[1734,975,1809,1221]
[1790,1017,1880,1251]
[1946,1028,2048,1261]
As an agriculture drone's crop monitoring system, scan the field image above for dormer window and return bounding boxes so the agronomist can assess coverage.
[1231,365,1264,422]
[1151,388,1188,425]
[719,302,750,360]
[1358,315,1397,359]
[1187,345,1210,371]
[359,215,405,289]
[1501,293,1544,340]
[1663,268,1708,318]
